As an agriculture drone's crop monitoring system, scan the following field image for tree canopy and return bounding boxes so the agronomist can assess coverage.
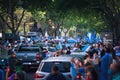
[0,0,120,42]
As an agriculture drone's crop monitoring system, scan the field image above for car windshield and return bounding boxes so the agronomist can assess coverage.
[18,46,40,52]
[41,62,71,73]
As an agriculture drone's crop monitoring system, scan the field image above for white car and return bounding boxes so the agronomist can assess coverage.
[34,56,72,80]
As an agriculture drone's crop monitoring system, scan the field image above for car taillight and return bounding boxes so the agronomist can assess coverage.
[36,54,40,60]
[76,74,81,79]
[34,73,45,78]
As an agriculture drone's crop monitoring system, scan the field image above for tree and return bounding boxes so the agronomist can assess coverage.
[0,0,25,34]
[0,0,52,34]
[54,0,120,43]
[59,9,107,36]
[87,0,120,43]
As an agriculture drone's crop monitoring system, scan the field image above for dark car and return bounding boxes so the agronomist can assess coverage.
[16,45,42,70]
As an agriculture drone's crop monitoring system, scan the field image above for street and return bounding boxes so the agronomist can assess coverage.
[26,69,36,80]
[26,72,34,80]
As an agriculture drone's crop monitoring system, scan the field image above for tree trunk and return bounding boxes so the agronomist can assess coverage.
[11,28,16,34]
[111,17,120,44]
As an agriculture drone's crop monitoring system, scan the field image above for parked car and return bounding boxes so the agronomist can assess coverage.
[16,45,42,70]
[34,56,72,80]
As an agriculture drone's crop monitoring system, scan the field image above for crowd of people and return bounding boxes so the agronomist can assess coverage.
[0,40,27,80]
[0,36,120,80]
[70,43,120,80]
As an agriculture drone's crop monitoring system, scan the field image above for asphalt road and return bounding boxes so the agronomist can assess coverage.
[26,72,34,80]
[25,69,36,80]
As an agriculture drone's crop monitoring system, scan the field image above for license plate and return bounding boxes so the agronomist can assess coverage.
[36,61,40,63]
[23,62,32,65]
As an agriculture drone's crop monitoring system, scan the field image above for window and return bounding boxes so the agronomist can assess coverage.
[18,46,40,52]
[41,62,71,73]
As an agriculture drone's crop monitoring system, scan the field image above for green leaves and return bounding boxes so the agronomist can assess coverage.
[32,10,46,22]
[0,0,119,35]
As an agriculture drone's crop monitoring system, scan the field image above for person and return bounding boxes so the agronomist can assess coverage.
[84,51,93,65]
[54,51,60,57]
[15,71,26,80]
[60,49,66,55]
[0,69,4,80]
[66,46,71,54]
[92,49,99,61]
[100,45,106,58]
[72,44,79,52]
[8,52,17,76]
[92,49,101,80]
[95,43,100,51]
[85,66,98,80]
[109,61,120,80]
[7,45,14,55]
[94,43,101,57]
[42,50,47,58]
[8,71,26,80]
[46,65,66,80]
[70,58,77,80]
[77,60,85,80]
[100,46,113,80]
